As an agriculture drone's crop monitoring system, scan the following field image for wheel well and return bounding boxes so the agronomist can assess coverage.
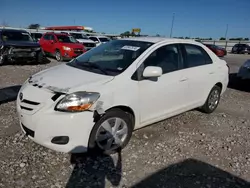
[94,105,136,128]
[215,82,223,90]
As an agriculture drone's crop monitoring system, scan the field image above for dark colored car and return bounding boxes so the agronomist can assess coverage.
[39,32,86,61]
[231,44,250,54]
[204,44,227,57]
[0,29,45,65]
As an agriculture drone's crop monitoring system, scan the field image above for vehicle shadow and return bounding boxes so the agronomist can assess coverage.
[66,149,122,188]
[228,73,250,92]
[0,85,21,105]
[132,158,250,188]
[3,57,51,66]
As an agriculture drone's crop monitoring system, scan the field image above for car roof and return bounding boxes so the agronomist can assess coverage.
[90,35,109,38]
[45,32,69,36]
[120,37,197,44]
[0,29,28,33]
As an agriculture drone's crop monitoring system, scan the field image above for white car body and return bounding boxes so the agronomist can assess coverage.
[61,31,96,50]
[16,37,229,153]
[88,36,111,46]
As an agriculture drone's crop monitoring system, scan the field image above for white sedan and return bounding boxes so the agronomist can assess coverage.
[16,37,229,154]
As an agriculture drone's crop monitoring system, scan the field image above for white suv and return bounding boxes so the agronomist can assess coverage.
[16,37,229,154]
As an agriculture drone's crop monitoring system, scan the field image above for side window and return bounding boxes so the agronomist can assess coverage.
[89,37,98,42]
[50,35,56,41]
[143,44,180,74]
[183,44,212,68]
[43,34,50,40]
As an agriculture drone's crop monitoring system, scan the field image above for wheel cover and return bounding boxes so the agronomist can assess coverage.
[0,56,4,65]
[95,117,128,151]
[55,52,61,61]
[208,89,219,110]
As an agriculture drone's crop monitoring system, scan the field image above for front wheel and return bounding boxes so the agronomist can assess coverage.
[0,55,5,66]
[55,50,62,62]
[200,85,221,114]
[88,109,134,155]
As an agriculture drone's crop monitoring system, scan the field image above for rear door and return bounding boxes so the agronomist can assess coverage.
[179,43,217,107]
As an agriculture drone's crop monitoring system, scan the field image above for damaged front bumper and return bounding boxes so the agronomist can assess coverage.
[0,46,43,62]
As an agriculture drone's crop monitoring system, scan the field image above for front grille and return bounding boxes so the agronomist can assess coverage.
[74,48,84,55]
[22,123,35,138]
[20,99,40,112]
[83,43,95,47]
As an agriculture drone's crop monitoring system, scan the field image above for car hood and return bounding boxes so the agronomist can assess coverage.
[3,41,40,48]
[76,39,95,43]
[60,43,84,49]
[29,64,114,93]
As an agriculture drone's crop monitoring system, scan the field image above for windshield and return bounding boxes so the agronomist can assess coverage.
[99,37,110,42]
[70,33,89,39]
[57,35,77,43]
[67,40,153,76]
[1,31,34,42]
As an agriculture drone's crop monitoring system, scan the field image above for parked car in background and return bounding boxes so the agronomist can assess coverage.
[61,32,96,51]
[39,32,86,61]
[204,44,227,57]
[88,36,111,46]
[231,44,250,54]
[17,37,229,154]
[237,59,250,80]
[0,29,45,65]
[30,32,43,42]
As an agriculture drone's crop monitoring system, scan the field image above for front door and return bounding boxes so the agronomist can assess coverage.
[138,44,190,125]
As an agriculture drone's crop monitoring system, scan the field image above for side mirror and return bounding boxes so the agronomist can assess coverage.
[143,66,162,78]
[50,40,54,44]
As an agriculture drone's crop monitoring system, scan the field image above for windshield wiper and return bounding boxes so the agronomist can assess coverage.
[72,59,109,75]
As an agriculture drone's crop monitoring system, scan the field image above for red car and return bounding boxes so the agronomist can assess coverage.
[204,44,227,57]
[39,32,86,61]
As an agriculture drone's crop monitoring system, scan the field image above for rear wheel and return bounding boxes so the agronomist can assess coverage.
[37,51,46,64]
[88,109,133,155]
[200,85,221,114]
[0,55,6,66]
[55,50,62,62]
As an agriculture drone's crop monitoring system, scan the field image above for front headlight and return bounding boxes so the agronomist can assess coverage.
[63,46,71,51]
[55,91,100,112]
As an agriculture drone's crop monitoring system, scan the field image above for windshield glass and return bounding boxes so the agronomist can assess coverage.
[67,40,153,76]
[57,35,77,43]
[99,37,110,42]
[70,33,89,39]
[1,31,34,42]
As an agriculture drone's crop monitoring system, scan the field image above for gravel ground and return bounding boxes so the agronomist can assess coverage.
[0,55,250,188]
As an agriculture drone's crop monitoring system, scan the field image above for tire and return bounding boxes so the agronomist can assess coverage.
[37,51,46,64]
[55,50,62,62]
[88,108,134,155]
[200,85,222,114]
[0,55,5,66]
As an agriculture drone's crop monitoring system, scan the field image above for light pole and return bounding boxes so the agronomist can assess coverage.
[225,24,228,40]
[170,13,175,38]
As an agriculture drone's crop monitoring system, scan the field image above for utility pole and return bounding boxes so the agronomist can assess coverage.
[170,13,175,38]
[225,24,228,39]
[224,24,229,49]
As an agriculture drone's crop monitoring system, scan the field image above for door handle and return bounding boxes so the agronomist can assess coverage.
[209,72,215,75]
[179,78,188,82]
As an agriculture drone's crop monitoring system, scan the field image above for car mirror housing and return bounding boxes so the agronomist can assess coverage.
[143,66,163,78]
